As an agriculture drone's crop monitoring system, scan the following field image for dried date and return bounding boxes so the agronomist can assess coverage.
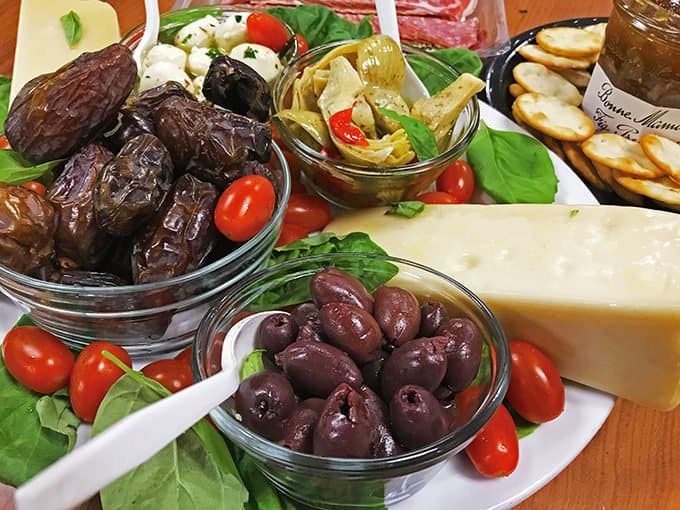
[94,134,174,237]
[5,44,136,163]
[132,173,218,284]
[154,96,271,189]
[59,270,128,287]
[0,184,56,274]
[47,144,114,268]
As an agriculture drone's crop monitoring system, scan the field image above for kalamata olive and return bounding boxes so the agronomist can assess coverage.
[355,384,401,457]
[389,385,449,450]
[300,397,326,414]
[310,267,374,313]
[380,337,448,401]
[320,303,382,364]
[313,383,374,458]
[358,384,388,423]
[291,302,321,330]
[254,313,298,356]
[296,323,324,343]
[419,300,449,337]
[278,406,319,453]
[373,285,421,347]
[275,340,363,398]
[437,318,483,392]
[234,371,296,441]
[361,350,389,395]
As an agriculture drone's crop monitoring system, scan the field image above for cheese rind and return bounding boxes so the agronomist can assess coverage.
[10,0,121,102]
[325,204,680,410]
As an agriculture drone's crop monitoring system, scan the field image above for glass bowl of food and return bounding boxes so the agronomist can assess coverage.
[121,5,301,96]
[272,37,482,208]
[193,253,509,509]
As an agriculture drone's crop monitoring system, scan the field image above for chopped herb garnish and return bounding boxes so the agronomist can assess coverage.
[243,46,258,59]
[235,15,243,23]
[181,34,192,44]
[385,201,425,219]
[60,11,83,47]
[569,209,580,218]
[206,47,222,59]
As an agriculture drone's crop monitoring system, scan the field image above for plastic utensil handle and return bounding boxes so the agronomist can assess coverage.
[375,0,401,45]
[14,368,238,510]
[133,0,161,72]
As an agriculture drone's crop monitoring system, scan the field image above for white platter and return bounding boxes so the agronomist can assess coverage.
[0,101,615,510]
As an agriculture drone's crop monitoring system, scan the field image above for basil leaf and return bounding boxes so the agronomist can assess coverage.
[0,150,64,185]
[36,389,80,450]
[13,314,36,328]
[92,373,248,510]
[60,11,83,47]
[505,403,541,439]
[0,356,70,486]
[0,75,10,133]
[378,108,438,162]
[470,342,491,386]
[158,7,222,44]
[385,201,425,219]
[466,123,557,204]
[268,5,373,48]
[240,350,266,382]
[410,48,482,95]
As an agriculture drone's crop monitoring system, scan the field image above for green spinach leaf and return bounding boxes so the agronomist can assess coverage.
[92,373,247,510]
[14,314,36,327]
[0,75,10,133]
[0,356,71,486]
[378,108,438,162]
[240,350,266,382]
[268,5,372,48]
[36,388,80,450]
[158,7,222,44]
[466,123,557,204]
[0,150,64,185]
[60,11,83,47]
[238,454,294,510]
[385,201,425,219]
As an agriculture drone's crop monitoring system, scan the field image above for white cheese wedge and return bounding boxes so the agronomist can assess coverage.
[10,0,120,102]
[325,204,680,410]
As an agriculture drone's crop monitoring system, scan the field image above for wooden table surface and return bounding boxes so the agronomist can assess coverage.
[0,1,678,509]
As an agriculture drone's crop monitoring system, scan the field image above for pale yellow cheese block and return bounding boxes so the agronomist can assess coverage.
[325,204,680,410]
[10,0,121,102]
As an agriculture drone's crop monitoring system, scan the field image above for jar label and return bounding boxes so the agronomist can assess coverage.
[582,64,680,143]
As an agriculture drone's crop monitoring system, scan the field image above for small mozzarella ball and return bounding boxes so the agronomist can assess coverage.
[187,47,214,77]
[193,76,206,102]
[229,43,283,83]
[214,14,249,53]
[139,62,193,93]
[143,44,187,71]
[174,14,220,50]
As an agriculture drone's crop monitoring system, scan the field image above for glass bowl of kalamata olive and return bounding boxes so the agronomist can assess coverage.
[193,253,509,509]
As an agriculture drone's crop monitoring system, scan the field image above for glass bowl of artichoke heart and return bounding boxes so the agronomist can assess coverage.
[272,35,482,208]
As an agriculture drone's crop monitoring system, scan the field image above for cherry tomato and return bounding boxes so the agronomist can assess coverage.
[214,175,276,242]
[21,181,47,197]
[175,346,192,365]
[416,191,457,204]
[0,135,10,149]
[436,160,475,203]
[70,342,132,422]
[246,12,290,52]
[465,404,519,477]
[284,194,332,232]
[506,340,565,423]
[290,179,306,194]
[295,34,309,54]
[142,359,193,393]
[277,222,309,247]
[2,326,74,394]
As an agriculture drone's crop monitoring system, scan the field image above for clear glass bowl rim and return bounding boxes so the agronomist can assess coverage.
[272,39,481,178]
[193,252,510,474]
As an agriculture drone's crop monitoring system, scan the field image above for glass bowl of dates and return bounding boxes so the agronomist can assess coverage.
[0,42,291,356]
[193,253,509,509]
[272,37,481,208]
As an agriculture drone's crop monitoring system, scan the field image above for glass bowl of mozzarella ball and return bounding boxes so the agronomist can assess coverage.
[121,5,301,97]
[193,253,510,509]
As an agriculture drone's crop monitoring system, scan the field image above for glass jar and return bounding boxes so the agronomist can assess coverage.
[582,0,680,141]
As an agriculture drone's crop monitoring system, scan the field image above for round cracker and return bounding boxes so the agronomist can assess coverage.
[540,134,566,160]
[536,27,602,58]
[583,23,608,39]
[613,171,680,205]
[581,134,665,178]
[513,62,582,106]
[518,44,593,70]
[553,68,591,89]
[509,83,527,98]
[591,160,615,186]
[611,178,646,205]
[640,133,680,181]
[561,141,609,191]
[515,93,595,142]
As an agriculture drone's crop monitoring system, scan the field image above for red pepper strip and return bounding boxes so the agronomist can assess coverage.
[328,107,369,146]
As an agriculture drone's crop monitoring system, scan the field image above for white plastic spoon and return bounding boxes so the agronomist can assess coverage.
[374,0,430,101]
[14,311,283,510]
[132,0,161,75]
